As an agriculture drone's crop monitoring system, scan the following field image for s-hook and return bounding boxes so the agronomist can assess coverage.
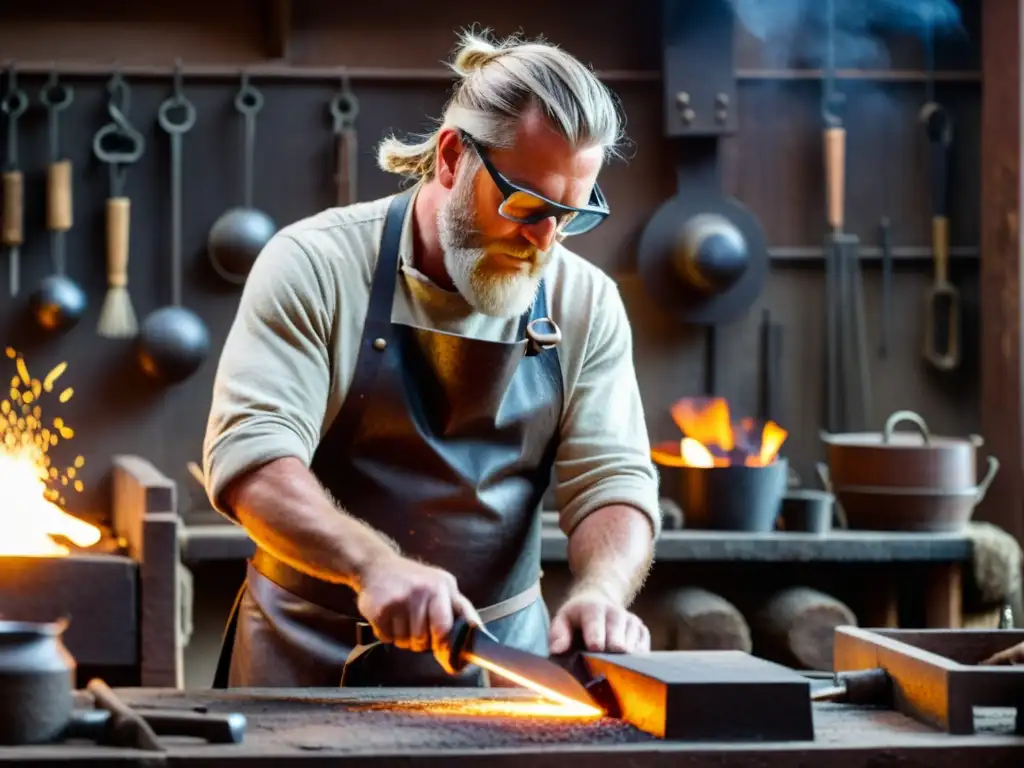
[92,70,145,198]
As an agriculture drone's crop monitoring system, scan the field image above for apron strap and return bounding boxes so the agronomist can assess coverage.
[478,581,542,623]
[211,577,248,689]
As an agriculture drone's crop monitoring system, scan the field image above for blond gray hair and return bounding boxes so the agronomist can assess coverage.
[377,29,627,181]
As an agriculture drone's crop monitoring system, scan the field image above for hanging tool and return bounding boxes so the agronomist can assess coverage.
[29,69,87,332]
[878,217,892,358]
[1,65,27,298]
[330,72,360,207]
[207,72,276,286]
[821,0,871,434]
[92,70,145,339]
[137,60,211,384]
[920,16,959,371]
[821,0,842,435]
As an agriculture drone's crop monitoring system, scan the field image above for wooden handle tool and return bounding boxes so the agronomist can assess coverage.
[3,170,23,296]
[106,196,130,288]
[47,159,73,232]
[2,170,22,246]
[824,126,845,232]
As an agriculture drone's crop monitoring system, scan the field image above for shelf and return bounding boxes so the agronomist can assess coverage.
[179,521,971,566]
[768,245,979,262]
[7,60,982,85]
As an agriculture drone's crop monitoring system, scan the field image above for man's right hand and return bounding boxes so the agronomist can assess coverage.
[356,554,482,658]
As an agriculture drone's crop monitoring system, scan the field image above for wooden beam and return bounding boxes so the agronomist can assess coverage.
[979,0,1024,545]
[112,455,182,689]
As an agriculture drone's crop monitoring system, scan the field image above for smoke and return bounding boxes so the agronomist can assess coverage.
[727,0,967,69]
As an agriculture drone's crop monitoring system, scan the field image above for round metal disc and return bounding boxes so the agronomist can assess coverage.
[636,191,769,326]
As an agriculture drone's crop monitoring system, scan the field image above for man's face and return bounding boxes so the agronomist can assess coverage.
[437,111,604,318]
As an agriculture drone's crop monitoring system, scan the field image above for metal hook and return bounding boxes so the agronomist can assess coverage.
[40,66,73,112]
[92,118,145,166]
[525,317,561,356]
[330,70,359,132]
[158,63,196,135]
[173,58,185,100]
[106,68,131,120]
[235,70,264,116]
[0,65,27,120]
[93,85,145,167]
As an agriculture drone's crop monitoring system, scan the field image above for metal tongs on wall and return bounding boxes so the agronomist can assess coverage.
[821,0,872,434]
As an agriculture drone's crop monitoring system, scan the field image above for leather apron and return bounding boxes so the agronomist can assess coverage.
[213,188,564,688]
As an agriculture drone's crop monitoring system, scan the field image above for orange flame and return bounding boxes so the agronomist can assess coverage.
[651,397,787,468]
[0,348,101,557]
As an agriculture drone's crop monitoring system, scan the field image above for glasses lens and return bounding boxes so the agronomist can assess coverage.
[560,211,603,236]
[500,191,549,221]
[498,193,605,237]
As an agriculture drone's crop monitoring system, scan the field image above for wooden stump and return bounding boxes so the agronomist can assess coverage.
[752,586,857,671]
[662,587,752,652]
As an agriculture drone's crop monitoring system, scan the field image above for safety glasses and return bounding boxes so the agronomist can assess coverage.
[460,131,609,237]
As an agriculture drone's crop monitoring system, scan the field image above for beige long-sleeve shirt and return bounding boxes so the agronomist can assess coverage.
[203,190,661,539]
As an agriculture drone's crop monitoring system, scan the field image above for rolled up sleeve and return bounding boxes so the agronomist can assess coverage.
[202,233,335,517]
[553,279,661,539]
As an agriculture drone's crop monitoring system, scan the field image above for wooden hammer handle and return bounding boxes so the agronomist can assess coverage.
[47,160,73,232]
[2,171,23,246]
[824,126,846,231]
[106,197,131,288]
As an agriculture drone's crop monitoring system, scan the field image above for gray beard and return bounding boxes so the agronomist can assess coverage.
[436,173,545,319]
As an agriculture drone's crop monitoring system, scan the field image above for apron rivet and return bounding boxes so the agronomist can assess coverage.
[373,337,387,351]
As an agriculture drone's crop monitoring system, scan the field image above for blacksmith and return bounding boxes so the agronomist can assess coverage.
[203,29,661,688]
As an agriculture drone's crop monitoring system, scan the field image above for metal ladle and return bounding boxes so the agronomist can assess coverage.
[206,72,276,286]
[29,69,87,333]
[137,63,210,384]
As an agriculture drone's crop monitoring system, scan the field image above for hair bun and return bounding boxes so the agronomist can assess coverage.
[451,31,503,76]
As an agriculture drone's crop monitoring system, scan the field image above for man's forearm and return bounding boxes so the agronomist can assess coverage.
[565,505,655,606]
[223,456,399,589]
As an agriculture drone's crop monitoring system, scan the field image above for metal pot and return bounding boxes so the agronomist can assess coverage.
[820,410,985,491]
[817,461,998,532]
[0,618,76,745]
[677,458,788,532]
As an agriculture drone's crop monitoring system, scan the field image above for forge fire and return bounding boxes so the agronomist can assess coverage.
[0,348,100,557]
[651,397,788,468]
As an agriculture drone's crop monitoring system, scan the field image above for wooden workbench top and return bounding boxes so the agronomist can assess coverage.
[0,687,1019,766]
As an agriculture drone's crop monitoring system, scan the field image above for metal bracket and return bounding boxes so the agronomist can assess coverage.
[662,0,738,137]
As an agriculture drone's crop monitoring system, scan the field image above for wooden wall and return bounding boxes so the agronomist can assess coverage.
[0,0,985,525]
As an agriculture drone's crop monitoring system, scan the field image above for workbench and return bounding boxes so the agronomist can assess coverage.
[2,688,1019,767]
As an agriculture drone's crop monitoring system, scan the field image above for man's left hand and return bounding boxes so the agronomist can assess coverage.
[548,588,650,654]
